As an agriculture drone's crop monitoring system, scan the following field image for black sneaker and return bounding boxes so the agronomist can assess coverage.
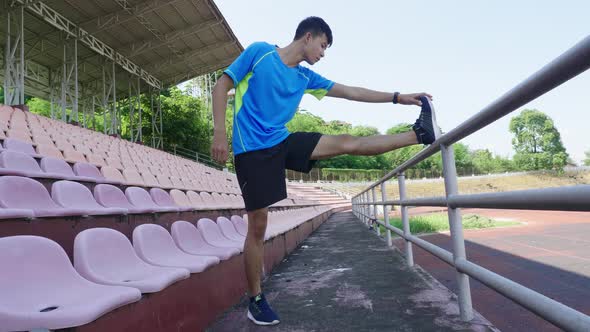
[412,96,442,145]
[247,293,280,326]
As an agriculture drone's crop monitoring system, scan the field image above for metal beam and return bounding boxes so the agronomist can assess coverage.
[79,0,180,35]
[162,60,230,87]
[15,0,162,89]
[122,19,221,58]
[149,40,235,72]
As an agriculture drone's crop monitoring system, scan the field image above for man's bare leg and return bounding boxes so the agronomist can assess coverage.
[310,131,418,160]
[244,207,268,296]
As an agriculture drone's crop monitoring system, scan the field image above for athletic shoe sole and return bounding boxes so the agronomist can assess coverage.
[422,97,442,141]
[247,310,280,326]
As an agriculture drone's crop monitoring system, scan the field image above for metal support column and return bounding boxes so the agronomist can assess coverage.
[60,37,78,123]
[3,6,25,105]
[398,174,414,267]
[102,61,116,135]
[372,187,380,235]
[441,144,473,321]
[151,88,163,148]
[129,75,142,143]
[381,181,391,246]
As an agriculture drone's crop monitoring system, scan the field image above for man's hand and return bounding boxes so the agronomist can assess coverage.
[399,93,433,106]
[211,130,229,164]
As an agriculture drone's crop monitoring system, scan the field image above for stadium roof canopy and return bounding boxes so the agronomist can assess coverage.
[0,0,243,100]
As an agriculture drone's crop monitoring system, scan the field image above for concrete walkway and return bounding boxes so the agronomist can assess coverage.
[209,211,497,332]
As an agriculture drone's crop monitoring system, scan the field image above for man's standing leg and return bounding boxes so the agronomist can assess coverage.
[244,207,268,296]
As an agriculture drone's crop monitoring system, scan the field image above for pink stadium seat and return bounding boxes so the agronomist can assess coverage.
[149,188,192,212]
[199,192,221,208]
[87,154,107,167]
[40,157,97,182]
[186,190,205,209]
[106,157,124,169]
[32,134,54,146]
[169,189,193,209]
[93,184,158,214]
[36,143,64,159]
[74,228,189,293]
[51,181,128,216]
[217,216,246,244]
[230,215,248,237]
[155,174,174,189]
[141,171,160,187]
[3,138,41,157]
[73,162,119,184]
[132,224,219,273]
[125,187,179,213]
[63,148,87,163]
[101,166,126,183]
[0,235,141,331]
[0,176,89,217]
[197,218,243,251]
[122,169,145,186]
[0,207,34,219]
[6,129,33,144]
[171,220,239,260]
[0,150,64,179]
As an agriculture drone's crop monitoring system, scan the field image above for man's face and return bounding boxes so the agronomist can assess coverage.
[303,33,328,65]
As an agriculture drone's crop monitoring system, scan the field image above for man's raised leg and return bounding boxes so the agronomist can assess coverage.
[310,131,418,160]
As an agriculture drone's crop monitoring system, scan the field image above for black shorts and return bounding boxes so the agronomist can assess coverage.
[234,132,322,211]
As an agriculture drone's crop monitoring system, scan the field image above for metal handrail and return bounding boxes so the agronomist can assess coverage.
[351,35,590,331]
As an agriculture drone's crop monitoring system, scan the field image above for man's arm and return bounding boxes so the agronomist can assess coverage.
[326,83,432,106]
[210,74,234,164]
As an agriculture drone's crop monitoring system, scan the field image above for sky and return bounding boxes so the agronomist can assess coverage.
[214,0,589,163]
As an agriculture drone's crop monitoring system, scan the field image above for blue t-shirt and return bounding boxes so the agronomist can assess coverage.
[224,42,334,155]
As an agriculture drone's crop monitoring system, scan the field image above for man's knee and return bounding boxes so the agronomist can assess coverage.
[247,208,268,239]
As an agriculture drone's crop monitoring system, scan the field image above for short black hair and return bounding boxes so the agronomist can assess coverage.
[294,16,333,47]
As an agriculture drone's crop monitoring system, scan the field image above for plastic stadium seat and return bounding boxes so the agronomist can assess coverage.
[0,207,34,219]
[125,187,179,213]
[40,157,97,182]
[186,190,205,209]
[155,174,174,189]
[0,235,141,331]
[217,216,246,244]
[101,166,126,183]
[122,169,145,186]
[0,150,64,179]
[3,138,41,157]
[199,192,221,208]
[140,171,159,188]
[74,228,189,293]
[230,215,248,237]
[106,157,124,170]
[149,188,192,212]
[73,162,119,184]
[51,181,128,216]
[197,218,243,251]
[32,134,54,146]
[169,189,193,209]
[171,221,239,260]
[36,143,64,159]
[87,154,107,167]
[93,184,158,214]
[63,148,87,163]
[132,224,219,273]
[0,176,89,218]
[6,129,33,144]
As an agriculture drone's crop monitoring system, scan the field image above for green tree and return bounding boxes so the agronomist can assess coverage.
[509,109,568,171]
[584,150,590,166]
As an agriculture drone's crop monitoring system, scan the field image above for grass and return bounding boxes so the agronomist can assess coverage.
[378,213,520,236]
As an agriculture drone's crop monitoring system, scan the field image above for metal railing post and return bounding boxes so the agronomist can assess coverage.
[398,174,414,267]
[372,187,380,235]
[381,181,391,246]
[441,144,474,321]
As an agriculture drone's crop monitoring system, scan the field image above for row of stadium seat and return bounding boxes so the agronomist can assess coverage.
[0,206,330,331]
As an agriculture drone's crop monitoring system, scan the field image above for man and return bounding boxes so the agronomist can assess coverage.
[211,16,440,326]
